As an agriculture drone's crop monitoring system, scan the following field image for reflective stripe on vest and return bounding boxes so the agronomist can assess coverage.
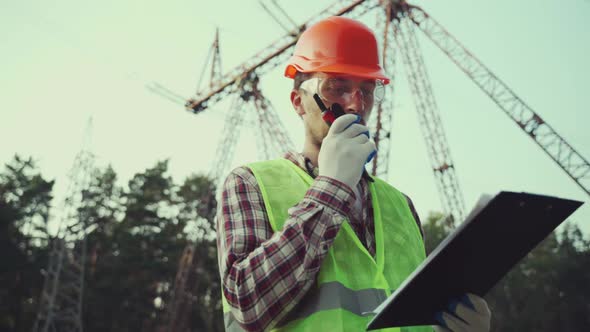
[278,281,388,327]
[224,282,388,331]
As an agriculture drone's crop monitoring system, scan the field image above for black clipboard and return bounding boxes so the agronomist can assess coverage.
[366,191,583,330]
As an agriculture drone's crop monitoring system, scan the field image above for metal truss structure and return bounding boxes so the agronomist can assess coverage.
[33,122,95,332]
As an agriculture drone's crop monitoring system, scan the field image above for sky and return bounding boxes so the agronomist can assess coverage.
[1,0,589,235]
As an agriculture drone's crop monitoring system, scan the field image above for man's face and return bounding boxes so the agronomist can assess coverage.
[291,72,384,145]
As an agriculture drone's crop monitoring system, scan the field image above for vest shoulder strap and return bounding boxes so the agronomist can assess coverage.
[248,158,312,232]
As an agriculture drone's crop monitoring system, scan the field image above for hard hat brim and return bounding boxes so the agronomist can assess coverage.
[285,62,390,85]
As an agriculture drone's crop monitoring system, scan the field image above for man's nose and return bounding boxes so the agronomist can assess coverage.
[345,90,365,115]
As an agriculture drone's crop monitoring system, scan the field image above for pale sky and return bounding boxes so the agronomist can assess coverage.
[2,0,589,234]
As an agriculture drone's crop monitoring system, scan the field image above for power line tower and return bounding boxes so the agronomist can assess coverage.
[33,120,95,332]
[159,0,590,329]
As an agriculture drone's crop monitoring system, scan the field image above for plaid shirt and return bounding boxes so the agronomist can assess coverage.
[216,151,423,331]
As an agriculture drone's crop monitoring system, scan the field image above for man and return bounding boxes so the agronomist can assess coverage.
[216,16,491,332]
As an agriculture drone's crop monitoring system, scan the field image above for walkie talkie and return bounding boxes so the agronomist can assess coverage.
[313,94,346,126]
[313,94,375,180]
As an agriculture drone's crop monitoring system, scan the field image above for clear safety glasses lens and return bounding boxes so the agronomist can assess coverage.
[317,77,385,105]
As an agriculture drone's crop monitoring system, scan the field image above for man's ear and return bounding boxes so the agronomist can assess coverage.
[290,89,305,117]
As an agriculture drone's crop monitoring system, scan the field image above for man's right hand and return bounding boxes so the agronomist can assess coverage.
[318,114,376,189]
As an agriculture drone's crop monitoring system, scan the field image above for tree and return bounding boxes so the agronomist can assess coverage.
[0,155,54,332]
[175,174,222,332]
[80,161,222,332]
[83,160,187,331]
[421,211,449,255]
[80,165,125,331]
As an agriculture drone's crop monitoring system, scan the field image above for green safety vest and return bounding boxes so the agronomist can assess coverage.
[222,158,431,332]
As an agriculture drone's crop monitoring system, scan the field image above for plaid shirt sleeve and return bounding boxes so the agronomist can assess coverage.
[216,166,356,332]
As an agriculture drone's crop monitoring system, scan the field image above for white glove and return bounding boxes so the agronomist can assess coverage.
[318,114,376,189]
[433,293,491,332]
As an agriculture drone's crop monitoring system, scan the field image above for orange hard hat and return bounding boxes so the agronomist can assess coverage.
[285,16,389,84]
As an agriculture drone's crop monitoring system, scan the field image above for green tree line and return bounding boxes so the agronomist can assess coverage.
[1,155,588,331]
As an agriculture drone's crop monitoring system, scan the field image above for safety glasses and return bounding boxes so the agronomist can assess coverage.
[300,76,385,107]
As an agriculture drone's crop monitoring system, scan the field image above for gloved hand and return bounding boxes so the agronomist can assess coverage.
[433,293,491,332]
[318,114,376,189]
